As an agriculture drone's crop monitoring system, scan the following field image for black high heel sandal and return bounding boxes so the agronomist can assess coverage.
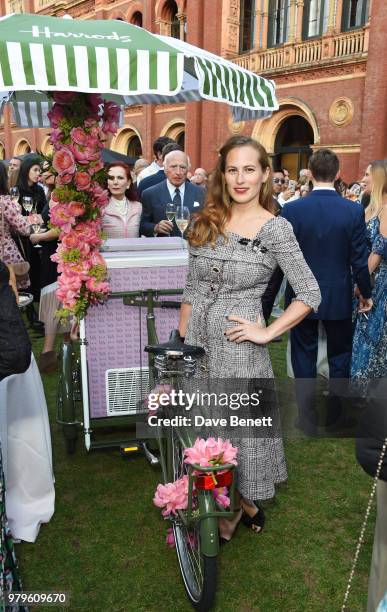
[241,505,265,533]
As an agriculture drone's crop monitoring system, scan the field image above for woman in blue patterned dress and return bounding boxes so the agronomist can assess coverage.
[351,160,387,387]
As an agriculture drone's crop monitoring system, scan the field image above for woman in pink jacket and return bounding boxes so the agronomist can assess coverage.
[102,162,142,239]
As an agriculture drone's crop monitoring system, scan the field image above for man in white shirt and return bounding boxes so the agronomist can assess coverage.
[136,136,174,185]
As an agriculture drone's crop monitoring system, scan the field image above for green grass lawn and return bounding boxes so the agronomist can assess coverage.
[16,330,375,612]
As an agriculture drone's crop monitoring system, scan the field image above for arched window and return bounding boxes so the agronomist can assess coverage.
[273,115,314,178]
[240,0,255,53]
[268,0,290,48]
[127,135,142,158]
[15,140,31,155]
[302,0,329,39]
[342,0,369,31]
[131,12,143,27]
[162,0,184,40]
[176,130,185,151]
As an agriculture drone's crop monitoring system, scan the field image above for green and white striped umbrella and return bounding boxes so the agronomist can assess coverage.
[0,13,278,127]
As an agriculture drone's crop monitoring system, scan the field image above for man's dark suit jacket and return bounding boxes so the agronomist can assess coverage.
[262,190,372,320]
[138,169,165,198]
[281,189,371,320]
[139,179,205,237]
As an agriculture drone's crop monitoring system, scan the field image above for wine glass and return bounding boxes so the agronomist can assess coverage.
[166,202,177,222]
[175,206,190,246]
[22,196,33,213]
[9,186,19,204]
[30,219,43,248]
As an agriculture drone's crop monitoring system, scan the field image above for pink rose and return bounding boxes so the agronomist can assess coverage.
[88,159,104,176]
[74,171,91,191]
[53,149,76,176]
[70,127,89,147]
[47,104,65,128]
[57,173,74,186]
[70,144,100,164]
[49,128,64,147]
[85,278,109,294]
[68,201,86,217]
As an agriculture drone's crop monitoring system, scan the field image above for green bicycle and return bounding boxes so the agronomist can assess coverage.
[145,323,238,611]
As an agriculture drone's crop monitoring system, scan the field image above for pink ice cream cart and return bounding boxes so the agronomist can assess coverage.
[57,238,187,454]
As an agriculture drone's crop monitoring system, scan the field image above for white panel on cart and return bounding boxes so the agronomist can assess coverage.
[105,367,149,416]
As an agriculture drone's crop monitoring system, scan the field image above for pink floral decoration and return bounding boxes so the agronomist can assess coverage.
[213,487,230,508]
[184,437,238,469]
[166,528,175,548]
[48,92,119,320]
[153,475,189,517]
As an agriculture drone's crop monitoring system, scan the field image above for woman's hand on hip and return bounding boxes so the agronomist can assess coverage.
[225,315,270,344]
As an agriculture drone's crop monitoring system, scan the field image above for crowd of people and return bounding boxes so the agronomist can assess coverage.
[0,134,386,610]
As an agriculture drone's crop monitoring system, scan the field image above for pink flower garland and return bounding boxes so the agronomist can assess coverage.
[48,92,120,320]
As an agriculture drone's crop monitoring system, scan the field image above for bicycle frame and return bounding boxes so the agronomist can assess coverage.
[131,288,239,559]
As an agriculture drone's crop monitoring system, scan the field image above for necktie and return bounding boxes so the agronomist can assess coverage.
[173,187,182,213]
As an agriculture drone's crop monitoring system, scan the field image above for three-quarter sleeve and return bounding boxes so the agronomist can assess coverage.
[264,217,321,312]
[182,251,197,305]
[3,198,31,236]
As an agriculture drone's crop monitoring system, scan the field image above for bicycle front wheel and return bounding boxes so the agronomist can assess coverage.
[171,430,218,611]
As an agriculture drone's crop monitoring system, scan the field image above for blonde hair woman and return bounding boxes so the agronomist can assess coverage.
[351,160,387,386]
[179,136,321,541]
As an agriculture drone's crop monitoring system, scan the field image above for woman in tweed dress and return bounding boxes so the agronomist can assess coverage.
[178,136,321,541]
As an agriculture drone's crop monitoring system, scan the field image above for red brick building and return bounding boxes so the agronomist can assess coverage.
[0,0,386,181]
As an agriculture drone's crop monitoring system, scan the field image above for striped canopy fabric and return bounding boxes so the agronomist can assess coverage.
[0,13,278,127]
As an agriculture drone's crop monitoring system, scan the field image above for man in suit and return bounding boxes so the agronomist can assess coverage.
[140,150,205,237]
[137,143,181,198]
[281,149,372,433]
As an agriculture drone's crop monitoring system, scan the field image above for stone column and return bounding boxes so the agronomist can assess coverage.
[253,3,262,49]
[327,0,336,34]
[295,0,304,42]
[335,0,344,32]
[288,0,297,43]
[359,0,387,173]
[176,12,186,40]
[261,0,269,49]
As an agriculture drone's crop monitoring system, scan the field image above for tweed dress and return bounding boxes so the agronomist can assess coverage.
[183,216,321,500]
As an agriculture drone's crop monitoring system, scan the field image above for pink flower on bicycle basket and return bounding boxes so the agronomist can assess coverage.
[184,437,238,468]
[153,475,189,517]
[213,487,230,508]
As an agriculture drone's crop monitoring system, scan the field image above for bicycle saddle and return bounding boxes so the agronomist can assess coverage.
[145,329,205,357]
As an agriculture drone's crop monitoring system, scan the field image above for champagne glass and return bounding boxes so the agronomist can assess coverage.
[9,186,19,204]
[31,222,43,248]
[166,202,177,222]
[176,207,190,247]
[22,196,33,213]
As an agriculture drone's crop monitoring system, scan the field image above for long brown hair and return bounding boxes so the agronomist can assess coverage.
[366,160,387,222]
[188,136,274,247]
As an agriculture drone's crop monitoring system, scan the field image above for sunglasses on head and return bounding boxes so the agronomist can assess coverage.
[273,178,286,184]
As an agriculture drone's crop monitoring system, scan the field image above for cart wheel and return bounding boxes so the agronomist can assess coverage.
[171,430,218,611]
[58,342,79,454]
